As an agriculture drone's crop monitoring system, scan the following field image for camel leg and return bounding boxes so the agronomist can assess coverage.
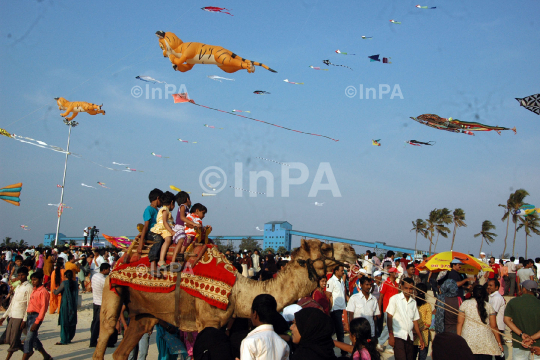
[93,280,123,360]
[112,316,158,360]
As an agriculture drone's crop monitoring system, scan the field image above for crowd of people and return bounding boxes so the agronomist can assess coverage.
[1,245,539,360]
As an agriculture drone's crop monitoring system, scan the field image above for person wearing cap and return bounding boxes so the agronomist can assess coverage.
[448,258,474,300]
[376,267,400,353]
[504,280,540,360]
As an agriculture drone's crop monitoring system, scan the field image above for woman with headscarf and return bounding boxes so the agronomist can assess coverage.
[193,327,234,360]
[53,269,78,344]
[432,331,474,360]
[433,279,460,334]
[457,285,503,359]
[49,258,66,314]
[290,307,337,360]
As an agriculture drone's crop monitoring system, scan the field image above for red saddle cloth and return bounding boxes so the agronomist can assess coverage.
[110,245,237,310]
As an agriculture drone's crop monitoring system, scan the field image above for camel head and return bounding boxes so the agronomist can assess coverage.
[293,239,357,281]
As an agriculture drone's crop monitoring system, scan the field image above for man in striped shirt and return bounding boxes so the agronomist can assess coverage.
[22,271,51,360]
[90,263,111,347]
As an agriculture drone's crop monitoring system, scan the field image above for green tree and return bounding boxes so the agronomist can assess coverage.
[425,209,439,255]
[498,196,513,259]
[509,189,529,256]
[17,239,28,248]
[411,219,427,257]
[277,246,288,254]
[433,208,452,253]
[516,213,540,258]
[474,220,498,254]
[450,208,467,251]
[238,237,261,253]
[212,237,228,253]
[263,247,275,254]
[1,237,12,247]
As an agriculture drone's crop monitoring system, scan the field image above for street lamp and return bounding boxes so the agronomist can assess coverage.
[54,119,78,247]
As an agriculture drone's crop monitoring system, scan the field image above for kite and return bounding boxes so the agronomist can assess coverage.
[390,19,401,24]
[113,162,129,166]
[284,79,304,85]
[1,129,69,154]
[48,203,71,208]
[103,234,133,250]
[361,36,373,40]
[135,76,166,84]
[335,50,355,55]
[254,90,270,95]
[410,114,516,135]
[201,6,233,16]
[20,225,30,231]
[1,183,22,206]
[368,55,391,63]
[178,138,197,143]
[207,75,234,82]
[406,140,435,146]
[229,186,265,195]
[57,185,63,188]
[232,109,250,113]
[256,227,264,231]
[156,31,276,74]
[173,93,339,141]
[204,124,223,129]
[0,128,11,138]
[170,185,190,193]
[256,157,290,167]
[314,202,324,206]
[81,183,97,189]
[323,60,352,70]
[55,97,105,121]
[416,5,436,9]
[151,152,169,158]
[309,66,329,71]
[515,204,540,216]
[515,94,540,115]
[125,167,144,172]
[372,139,381,146]
[202,193,217,196]
[97,182,110,189]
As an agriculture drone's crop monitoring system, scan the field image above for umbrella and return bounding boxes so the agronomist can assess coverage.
[416,251,493,275]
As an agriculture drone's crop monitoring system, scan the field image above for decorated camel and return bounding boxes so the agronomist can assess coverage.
[92,239,357,360]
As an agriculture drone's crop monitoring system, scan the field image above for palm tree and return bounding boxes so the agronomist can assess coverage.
[411,219,428,257]
[509,189,529,256]
[1,237,12,247]
[451,208,467,250]
[433,208,452,253]
[425,209,439,255]
[17,239,28,247]
[498,197,512,258]
[474,220,498,254]
[516,213,540,258]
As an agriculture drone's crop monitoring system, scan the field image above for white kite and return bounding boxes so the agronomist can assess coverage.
[135,76,167,84]
[314,202,324,206]
[207,75,235,82]
[81,183,97,189]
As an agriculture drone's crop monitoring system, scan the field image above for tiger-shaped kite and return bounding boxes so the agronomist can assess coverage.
[54,97,106,121]
[156,31,277,74]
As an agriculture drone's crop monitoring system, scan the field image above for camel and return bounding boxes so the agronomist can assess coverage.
[92,239,357,360]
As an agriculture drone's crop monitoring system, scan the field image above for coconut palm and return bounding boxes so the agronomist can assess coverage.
[411,219,428,257]
[509,189,529,256]
[498,197,512,258]
[17,239,28,247]
[474,220,498,254]
[451,208,467,251]
[433,208,452,253]
[1,237,12,247]
[425,209,439,255]
[516,213,540,258]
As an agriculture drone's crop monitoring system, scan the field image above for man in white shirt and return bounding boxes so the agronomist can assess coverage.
[92,249,106,277]
[84,227,89,246]
[240,294,289,360]
[487,278,506,359]
[387,277,425,360]
[347,277,380,338]
[0,267,33,359]
[506,256,518,296]
[326,265,348,356]
[58,248,69,264]
[517,260,535,294]
[90,263,111,347]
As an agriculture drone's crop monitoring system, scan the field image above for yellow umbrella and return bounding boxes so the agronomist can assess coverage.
[417,251,493,275]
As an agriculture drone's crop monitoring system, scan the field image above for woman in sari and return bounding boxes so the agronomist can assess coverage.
[53,269,78,344]
[49,258,66,314]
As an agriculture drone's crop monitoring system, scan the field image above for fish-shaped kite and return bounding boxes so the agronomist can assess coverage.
[369,55,391,63]
[323,60,353,70]
[335,50,355,55]
[416,5,436,9]
[309,66,329,71]
[410,114,516,135]
[201,6,233,16]
[20,225,30,230]
[361,36,373,40]
[254,90,270,95]
[112,162,129,166]
[81,183,97,189]
[284,79,304,85]
[314,202,324,206]
[207,75,235,82]
[0,183,22,206]
[390,19,401,24]
[516,94,540,115]
[135,76,166,84]
[406,140,435,146]
[372,139,381,146]
[178,139,197,143]
[97,182,110,189]
[232,109,250,113]
[151,152,169,158]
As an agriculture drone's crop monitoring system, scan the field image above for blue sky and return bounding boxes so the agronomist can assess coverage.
[1,0,539,257]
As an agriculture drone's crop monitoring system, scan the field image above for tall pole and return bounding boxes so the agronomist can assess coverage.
[54,120,77,246]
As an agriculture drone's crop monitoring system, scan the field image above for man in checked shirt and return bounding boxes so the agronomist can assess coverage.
[22,271,52,360]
